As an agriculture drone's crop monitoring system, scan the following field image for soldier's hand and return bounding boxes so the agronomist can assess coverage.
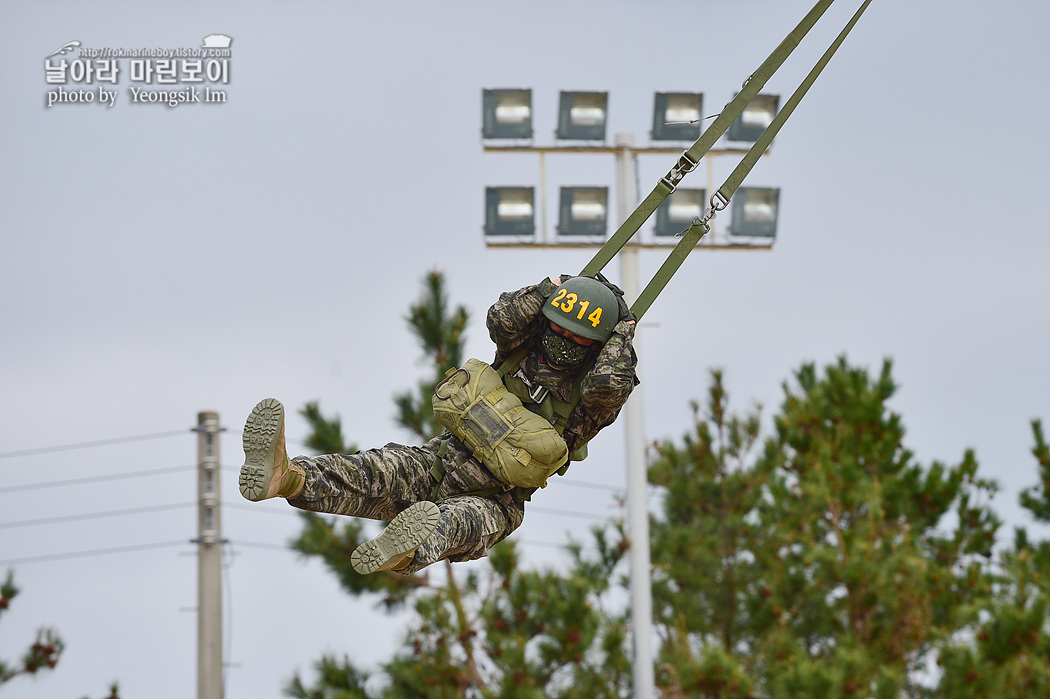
[614,287,635,323]
[552,273,574,287]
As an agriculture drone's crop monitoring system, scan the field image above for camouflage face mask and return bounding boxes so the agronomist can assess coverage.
[541,327,589,369]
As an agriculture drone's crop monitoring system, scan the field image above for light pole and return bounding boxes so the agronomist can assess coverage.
[613,131,656,698]
[482,88,779,699]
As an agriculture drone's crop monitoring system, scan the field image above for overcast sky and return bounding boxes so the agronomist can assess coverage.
[2,1,1048,697]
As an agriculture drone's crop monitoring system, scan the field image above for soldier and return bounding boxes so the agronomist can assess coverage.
[238,274,638,575]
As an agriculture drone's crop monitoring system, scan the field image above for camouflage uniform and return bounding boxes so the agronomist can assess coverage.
[287,277,638,573]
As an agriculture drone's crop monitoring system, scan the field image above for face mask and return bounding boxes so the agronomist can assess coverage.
[541,327,589,369]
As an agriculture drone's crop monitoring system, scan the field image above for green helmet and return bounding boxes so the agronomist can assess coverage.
[541,276,619,343]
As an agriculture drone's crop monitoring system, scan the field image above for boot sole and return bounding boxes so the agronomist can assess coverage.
[239,398,284,501]
[351,500,441,575]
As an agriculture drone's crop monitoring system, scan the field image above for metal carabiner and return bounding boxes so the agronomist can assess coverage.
[659,151,700,193]
[434,368,469,399]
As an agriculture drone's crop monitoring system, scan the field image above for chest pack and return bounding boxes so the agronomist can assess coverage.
[431,347,586,489]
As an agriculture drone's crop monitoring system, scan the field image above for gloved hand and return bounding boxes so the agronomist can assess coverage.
[593,273,635,323]
[552,273,574,286]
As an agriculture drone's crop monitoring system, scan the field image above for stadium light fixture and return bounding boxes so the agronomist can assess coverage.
[557,186,608,238]
[729,186,780,239]
[556,91,608,141]
[653,188,706,239]
[726,93,780,143]
[481,88,533,140]
[651,92,704,142]
[484,186,536,240]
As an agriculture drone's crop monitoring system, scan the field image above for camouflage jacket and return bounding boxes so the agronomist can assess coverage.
[486,276,639,454]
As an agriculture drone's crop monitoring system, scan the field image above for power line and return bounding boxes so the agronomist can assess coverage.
[223,501,300,516]
[225,537,575,554]
[0,462,624,499]
[0,425,620,494]
[527,506,615,521]
[0,464,196,494]
[227,540,291,552]
[557,478,624,493]
[0,539,191,566]
[0,429,191,460]
[514,538,570,550]
[222,500,616,524]
[0,502,196,529]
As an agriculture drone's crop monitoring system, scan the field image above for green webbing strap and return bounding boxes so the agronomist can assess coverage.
[550,378,582,435]
[429,435,452,501]
[580,0,836,279]
[429,434,503,503]
[496,346,530,379]
[430,347,585,499]
[497,343,586,438]
[630,0,874,321]
[630,220,711,321]
[718,0,873,203]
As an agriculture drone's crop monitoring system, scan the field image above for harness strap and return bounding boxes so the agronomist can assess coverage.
[630,0,873,321]
[578,0,872,322]
[429,433,506,503]
[429,434,452,501]
[719,0,873,204]
[496,343,589,439]
[549,379,581,435]
[581,0,835,281]
[430,340,593,496]
[495,346,530,379]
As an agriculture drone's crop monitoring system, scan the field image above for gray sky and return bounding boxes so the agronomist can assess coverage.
[2,1,1048,697]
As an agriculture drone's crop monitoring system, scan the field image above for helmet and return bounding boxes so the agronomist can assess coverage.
[541,276,619,343]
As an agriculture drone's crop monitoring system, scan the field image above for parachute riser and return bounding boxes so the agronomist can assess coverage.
[580,0,835,283]
[577,0,873,321]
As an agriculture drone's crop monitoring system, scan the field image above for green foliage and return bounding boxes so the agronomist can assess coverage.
[0,570,65,685]
[289,535,630,699]
[1020,419,1050,522]
[934,420,1050,697]
[300,401,356,455]
[1,571,121,696]
[285,656,371,699]
[649,357,1004,697]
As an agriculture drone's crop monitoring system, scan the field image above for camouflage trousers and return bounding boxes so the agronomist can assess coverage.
[287,434,527,573]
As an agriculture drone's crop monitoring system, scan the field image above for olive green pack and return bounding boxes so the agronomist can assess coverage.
[432,357,570,489]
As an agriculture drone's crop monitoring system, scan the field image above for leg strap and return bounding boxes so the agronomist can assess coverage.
[429,434,508,503]
[429,435,452,502]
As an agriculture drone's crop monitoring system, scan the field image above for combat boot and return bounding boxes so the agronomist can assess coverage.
[351,500,441,574]
[239,398,305,501]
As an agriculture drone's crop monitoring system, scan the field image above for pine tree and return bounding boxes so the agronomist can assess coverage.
[934,420,1050,697]
[288,533,630,698]
[0,570,64,685]
[649,358,1004,698]
[1,571,122,697]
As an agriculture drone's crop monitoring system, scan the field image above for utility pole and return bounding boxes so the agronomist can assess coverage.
[195,411,223,699]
